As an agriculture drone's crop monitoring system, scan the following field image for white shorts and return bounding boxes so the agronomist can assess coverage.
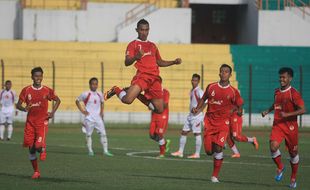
[82,118,106,136]
[0,112,13,124]
[182,114,203,134]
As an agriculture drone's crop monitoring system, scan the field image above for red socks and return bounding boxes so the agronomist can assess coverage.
[212,158,223,178]
[31,159,39,172]
[272,155,284,171]
[290,162,299,181]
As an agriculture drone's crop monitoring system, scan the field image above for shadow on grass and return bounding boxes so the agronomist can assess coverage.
[131,174,286,188]
[0,172,96,184]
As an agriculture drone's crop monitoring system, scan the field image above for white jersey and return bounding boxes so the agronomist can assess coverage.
[0,89,17,113]
[189,86,204,117]
[77,91,104,121]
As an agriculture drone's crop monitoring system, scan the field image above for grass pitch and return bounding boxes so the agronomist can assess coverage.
[0,123,310,190]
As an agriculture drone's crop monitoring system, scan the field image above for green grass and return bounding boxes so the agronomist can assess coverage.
[0,123,310,190]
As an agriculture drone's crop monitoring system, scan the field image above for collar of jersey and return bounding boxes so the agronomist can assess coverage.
[136,38,149,42]
[280,86,291,93]
[31,85,43,90]
[217,82,230,89]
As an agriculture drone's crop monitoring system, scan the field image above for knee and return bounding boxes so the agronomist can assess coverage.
[181,131,188,136]
[270,143,279,152]
[206,151,213,156]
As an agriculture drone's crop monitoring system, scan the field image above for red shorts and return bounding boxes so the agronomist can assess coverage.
[230,114,243,138]
[204,117,230,153]
[270,122,298,154]
[23,120,48,149]
[131,73,163,99]
[149,118,168,138]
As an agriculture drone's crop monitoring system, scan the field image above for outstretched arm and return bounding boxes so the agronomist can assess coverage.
[261,105,274,117]
[157,58,182,67]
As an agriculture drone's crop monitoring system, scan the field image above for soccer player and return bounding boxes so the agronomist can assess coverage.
[149,86,170,158]
[0,80,18,141]
[171,74,205,159]
[104,19,181,116]
[16,67,61,179]
[192,64,243,183]
[261,67,305,189]
[226,106,259,158]
[76,77,113,157]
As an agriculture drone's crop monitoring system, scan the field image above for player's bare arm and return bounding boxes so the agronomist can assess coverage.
[281,105,306,118]
[157,58,182,67]
[125,50,144,66]
[48,96,61,119]
[75,99,89,116]
[16,99,31,112]
[261,105,274,117]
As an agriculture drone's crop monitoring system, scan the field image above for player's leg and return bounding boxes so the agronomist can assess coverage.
[24,122,40,178]
[156,120,170,157]
[211,129,228,183]
[270,125,285,181]
[232,116,258,150]
[227,133,240,158]
[7,114,14,140]
[188,118,202,159]
[171,117,191,157]
[286,125,299,188]
[84,120,95,156]
[96,119,113,157]
[34,122,48,161]
[0,113,5,140]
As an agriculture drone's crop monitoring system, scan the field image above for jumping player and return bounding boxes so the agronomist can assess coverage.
[16,67,61,179]
[0,80,18,141]
[104,19,181,115]
[149,84,170,158]
[226,106,259,158]
[262,67,305,189]
[76,77,113,157]
[171,74,205,159]
[192,64,243,183]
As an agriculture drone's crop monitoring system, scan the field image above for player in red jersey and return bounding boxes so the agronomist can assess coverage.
[262,67,305,189]
[192,64,243,183]
[149,86,170,158]
[226,105,259,158]
[16,67,61,179]
[104,19,181,115]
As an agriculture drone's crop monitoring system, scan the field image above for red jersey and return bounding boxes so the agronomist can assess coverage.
[126,39,162,76]
[203,82,243,125]
[273,86,304,125]
[19,85,58,124]
[151,89,169,121]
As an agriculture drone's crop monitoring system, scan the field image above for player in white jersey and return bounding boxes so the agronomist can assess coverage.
[76,77,113,157]
[0,80,18,141]
[171,74,206,159]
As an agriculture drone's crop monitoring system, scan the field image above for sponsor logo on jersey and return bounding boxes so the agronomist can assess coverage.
[209,99,223,105]
[274,104,282,110]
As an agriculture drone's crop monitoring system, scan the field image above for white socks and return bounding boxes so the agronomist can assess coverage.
[231,144,240,154]
[148,103,155,111]
[271,149,281,158]
[179,135,187,153]
[195,135,202,155]
[290,154,299,164]
[7,124,13,139]
[100,135,108,153]
[86,136,93,153]
[118,91,126,100]
[247,137,254,143]
[0,125,4,139]
[214,152,224,160]
[159,138,165,146]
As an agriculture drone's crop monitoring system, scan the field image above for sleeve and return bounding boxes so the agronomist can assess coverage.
[234,89,243,106]
[18,88,26,103]
[98,92,104,103]
[164,90,170,105]
[198,89,204,99]
[13,91,18,103]
[292,90,304,108]
[48,88,58,101]
[125,41,135,58]
[155,45,162,61]
[77,92,87,102]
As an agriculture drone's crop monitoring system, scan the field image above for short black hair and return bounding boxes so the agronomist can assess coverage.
[89,77,98,85]
[279,67,294,77]
[192,73,200,80]
[5,80,11,84]
[137,19,149,28]
[31,67,44,75]
[220,64,232,73]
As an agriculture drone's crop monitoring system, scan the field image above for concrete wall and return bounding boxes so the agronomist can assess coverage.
[0,0,22,39]
[22,3,191,43]
[117,8,191,44]
[258,8,310,46]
